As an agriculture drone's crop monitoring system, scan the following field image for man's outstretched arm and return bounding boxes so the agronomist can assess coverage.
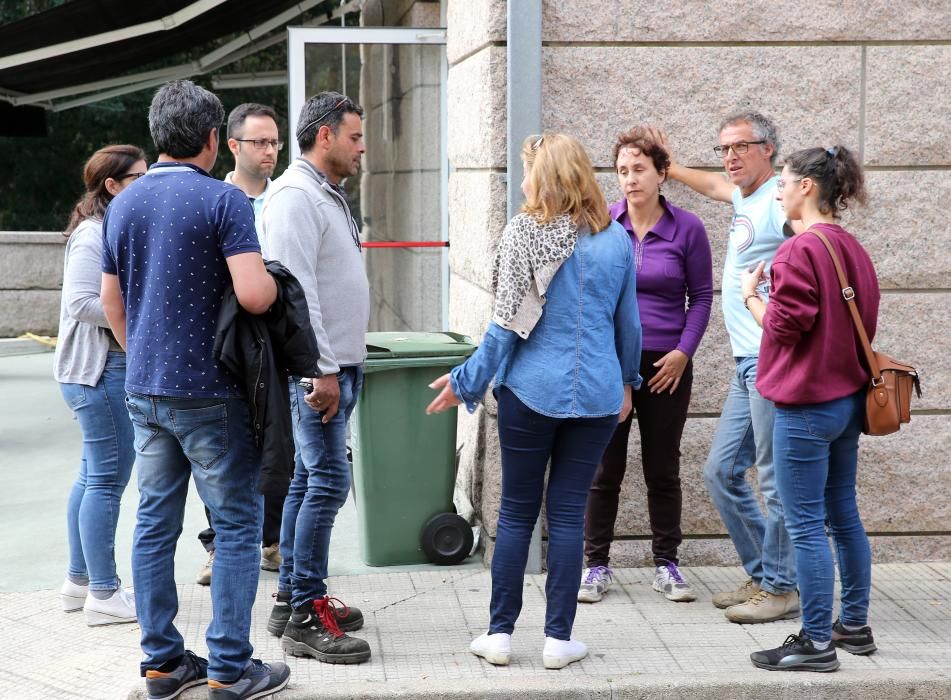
[646,126,736,203]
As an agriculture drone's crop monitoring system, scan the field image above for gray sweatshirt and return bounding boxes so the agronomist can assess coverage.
[53,218,121,385]
[261,158,369,375]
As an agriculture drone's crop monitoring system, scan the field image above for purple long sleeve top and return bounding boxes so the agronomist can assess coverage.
[609,196,713,357]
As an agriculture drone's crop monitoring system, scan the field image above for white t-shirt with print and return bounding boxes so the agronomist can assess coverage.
[722,175,788,357]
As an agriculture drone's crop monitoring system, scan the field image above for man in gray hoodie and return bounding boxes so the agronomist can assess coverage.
[260,91,372,664]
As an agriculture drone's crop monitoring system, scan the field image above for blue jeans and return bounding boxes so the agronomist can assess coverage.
[60,352,135,591]
[490,387,618,641]
[774,390,870,643]
[125,393,263,682]
[702,356,796,594]
[279,367,363,609]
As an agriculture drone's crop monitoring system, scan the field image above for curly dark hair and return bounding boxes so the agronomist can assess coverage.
[785,146,867,218]
[612,126,671,175]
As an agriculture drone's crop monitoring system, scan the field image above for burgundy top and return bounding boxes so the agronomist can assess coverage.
[609,196,713,356]
[756,223,880,406]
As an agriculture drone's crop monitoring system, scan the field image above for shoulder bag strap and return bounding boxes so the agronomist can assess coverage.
[809,229,883,381]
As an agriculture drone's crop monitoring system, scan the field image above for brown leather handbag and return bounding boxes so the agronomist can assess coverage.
[811,230,921,435]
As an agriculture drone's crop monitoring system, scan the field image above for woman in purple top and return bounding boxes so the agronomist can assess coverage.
[580,127,713,604]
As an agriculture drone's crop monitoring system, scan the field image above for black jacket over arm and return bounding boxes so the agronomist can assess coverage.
[213,260,322,497]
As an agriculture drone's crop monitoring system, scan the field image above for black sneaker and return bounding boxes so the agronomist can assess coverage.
[207,659,290,700]
[750,633,840,672]
[145,650,208,700]
[281,596,371,664]
[267,590,364,637]
[266,591,293,637]
[832,618,877,655]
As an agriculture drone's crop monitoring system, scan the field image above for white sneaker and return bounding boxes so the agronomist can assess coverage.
[83,587,137,626]
[469,631,512,666]
[577,565,613,603]
[652,560,697,602]
[543,637,588,669]
[60,579,87,613]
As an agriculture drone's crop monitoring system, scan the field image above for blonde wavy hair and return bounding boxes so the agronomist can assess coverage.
[521,132,610,233]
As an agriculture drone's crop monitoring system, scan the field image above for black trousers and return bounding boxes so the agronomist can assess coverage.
[199,491,285,551]
[583,350,693,567]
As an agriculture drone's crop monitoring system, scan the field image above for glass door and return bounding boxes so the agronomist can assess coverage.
[287,27,448,332]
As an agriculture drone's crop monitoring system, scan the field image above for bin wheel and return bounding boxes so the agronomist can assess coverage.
[421,513,473,565]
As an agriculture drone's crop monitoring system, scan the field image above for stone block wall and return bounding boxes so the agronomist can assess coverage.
[446,0,951,565]
[0,232,63,337]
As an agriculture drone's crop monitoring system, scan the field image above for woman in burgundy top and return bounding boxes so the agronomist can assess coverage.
[580,127,713,604]
[741,146,879,672]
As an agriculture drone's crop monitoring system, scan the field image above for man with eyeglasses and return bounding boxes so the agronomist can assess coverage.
[648,112,800,625]
[225,103,283,239]
[195,102,287,588]
[260,91,371,664]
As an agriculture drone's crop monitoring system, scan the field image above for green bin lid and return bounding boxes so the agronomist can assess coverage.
[365,331,476,359]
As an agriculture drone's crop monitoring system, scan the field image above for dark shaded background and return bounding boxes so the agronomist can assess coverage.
[0,0,355,230]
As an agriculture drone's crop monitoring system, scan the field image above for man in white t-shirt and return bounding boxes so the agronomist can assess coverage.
[650,113,799,624]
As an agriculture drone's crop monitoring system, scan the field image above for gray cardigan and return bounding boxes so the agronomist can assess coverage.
[53,218,120,386]
[261,159,369,376]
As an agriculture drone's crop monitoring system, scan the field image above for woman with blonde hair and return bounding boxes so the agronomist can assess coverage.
[55,144,147,625]
[427,132,642,669]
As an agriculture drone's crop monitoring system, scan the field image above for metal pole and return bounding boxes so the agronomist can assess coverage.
[506,0,542,221]
[340,0,347,96]
[506,0,543,574]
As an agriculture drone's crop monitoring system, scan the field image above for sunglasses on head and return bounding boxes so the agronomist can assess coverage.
[296,98,350,139]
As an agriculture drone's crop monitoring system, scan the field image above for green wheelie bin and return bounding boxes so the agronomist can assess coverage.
[350,331,477,566]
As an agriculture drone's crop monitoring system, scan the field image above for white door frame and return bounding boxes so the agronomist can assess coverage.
[286,25,449,329]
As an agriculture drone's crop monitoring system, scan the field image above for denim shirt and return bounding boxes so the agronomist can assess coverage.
[451,220,642,418]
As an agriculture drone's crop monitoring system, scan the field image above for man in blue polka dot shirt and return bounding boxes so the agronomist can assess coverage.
[101,80,290,699]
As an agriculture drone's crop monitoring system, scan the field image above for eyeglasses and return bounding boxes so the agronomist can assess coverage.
[296,97,350,138]
[713,140,767,158]
[116,172,146,181]
[234,138,284,152]
[777,176,804,191]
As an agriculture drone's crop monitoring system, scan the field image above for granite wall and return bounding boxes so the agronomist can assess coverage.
[0,232,63,337]
[446,0,951,565]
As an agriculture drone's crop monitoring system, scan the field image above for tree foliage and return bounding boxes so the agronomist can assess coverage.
[0,1,354,231]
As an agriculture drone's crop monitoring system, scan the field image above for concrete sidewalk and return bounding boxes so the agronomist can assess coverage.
[2,562,948,699]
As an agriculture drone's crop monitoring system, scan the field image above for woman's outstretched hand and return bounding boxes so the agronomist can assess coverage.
[426,373,463,414]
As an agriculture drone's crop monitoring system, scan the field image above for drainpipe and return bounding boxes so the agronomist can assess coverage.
[506,0,543,574]
[506,0,542,220]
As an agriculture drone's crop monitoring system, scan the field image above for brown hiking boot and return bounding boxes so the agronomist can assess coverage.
[260,543,282,571]
[725,589,800,624]
[712,578,760,609]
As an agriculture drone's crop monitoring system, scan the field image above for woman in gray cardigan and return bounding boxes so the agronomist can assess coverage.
[55,144,146,626]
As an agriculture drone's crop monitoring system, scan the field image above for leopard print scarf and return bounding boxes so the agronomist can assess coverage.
[492,213,580,338]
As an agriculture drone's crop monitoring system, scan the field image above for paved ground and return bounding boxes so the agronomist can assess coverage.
[2,346,950,698]
[1,563,949,699]
[0,349,480,594]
